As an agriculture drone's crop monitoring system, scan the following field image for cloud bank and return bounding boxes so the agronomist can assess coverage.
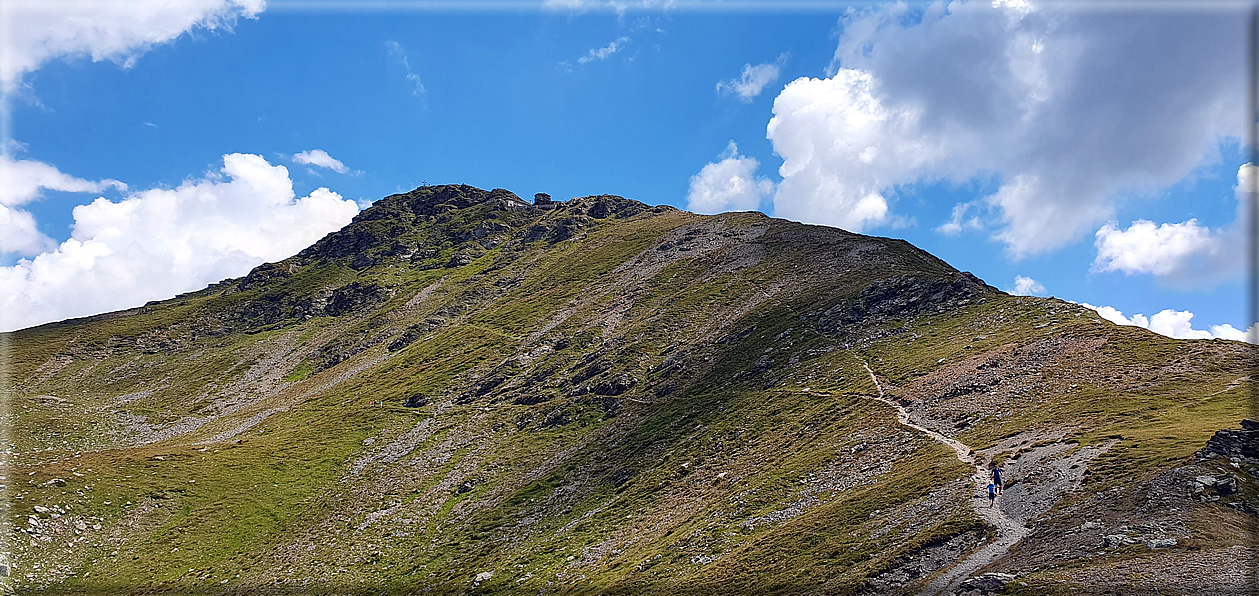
[1080,302,1255,344]
[0,0,265,92]
[0,154,358,331]
[0,155,127,255]
[764,1,1246,257]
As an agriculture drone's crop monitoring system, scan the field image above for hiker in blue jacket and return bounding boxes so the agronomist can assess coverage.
[992,466,1004,494]
[987,482,996,507]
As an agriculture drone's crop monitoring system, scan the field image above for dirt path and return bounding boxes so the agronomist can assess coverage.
[858,360,1027,595]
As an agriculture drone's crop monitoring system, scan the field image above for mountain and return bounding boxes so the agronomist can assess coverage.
[4,184,1256,595]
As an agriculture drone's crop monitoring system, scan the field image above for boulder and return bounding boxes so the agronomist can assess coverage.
[454,479,482,495]
[959,572,1016,592]
[1147,538,1177,549]
[1104,534,1139,548]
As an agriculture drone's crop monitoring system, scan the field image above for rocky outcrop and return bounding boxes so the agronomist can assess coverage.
[387,325,425,352]
[812,271,995,340]
[524,216,589,243]
[238,261,297,291]
[567,194,663,220]
[297,185,528,265]
[590,374,637,396]
[323,282,387,317]
[1197,419,1259,463]
[957,572,1017,595]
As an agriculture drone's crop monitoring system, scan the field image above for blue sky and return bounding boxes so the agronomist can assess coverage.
[1,0,1254,341]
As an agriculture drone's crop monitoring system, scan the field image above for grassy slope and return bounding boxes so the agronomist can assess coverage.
[4,191,1251,594]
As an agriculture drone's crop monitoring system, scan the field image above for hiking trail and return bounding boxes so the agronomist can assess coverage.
[858,359,1028,595]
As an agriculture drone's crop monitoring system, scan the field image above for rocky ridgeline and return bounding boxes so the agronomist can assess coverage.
[205,187,668,335]
[296,184,661,268]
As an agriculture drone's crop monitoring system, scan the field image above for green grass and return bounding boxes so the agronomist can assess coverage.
[7,192,1251,594]
[283,361,315,382]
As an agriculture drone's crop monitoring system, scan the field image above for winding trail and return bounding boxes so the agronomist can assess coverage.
[858,360,1028,595]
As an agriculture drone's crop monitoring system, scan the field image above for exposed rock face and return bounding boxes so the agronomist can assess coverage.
[573,193,669,220]
[590,374,637,396]
[1197,419,1259,462]
[323,282,387,317]
[238,261,296,291]
[387,326,424,352]
[812,271,994,343]
[860,528,986,593]
[297,185,524,263]
[958,572,1017,594]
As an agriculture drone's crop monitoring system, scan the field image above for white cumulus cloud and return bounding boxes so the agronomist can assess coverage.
[293,149,349,174]
[716,54,788,102]
[686,141,774,214]
[0,206,51,256]
[0,155,127,256]
[1092,219,1219,276]
[1078,302,1255,344]
[1090,163,1254,286]
[767,69,901,232]
[1009,275,1045,296]
[0,153,359,332]
[0,0,265,92]
[765,1,1246,257]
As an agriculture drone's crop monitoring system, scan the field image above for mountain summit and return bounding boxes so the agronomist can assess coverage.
[6,185,1255,594]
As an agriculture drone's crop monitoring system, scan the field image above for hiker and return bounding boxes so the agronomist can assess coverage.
[987,482,996,507]
[992,466,1004,494]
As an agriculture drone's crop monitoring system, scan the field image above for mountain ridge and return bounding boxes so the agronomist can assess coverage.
[4,184,1255,595]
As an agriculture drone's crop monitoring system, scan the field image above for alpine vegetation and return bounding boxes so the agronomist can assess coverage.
[5,185,1255,594]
